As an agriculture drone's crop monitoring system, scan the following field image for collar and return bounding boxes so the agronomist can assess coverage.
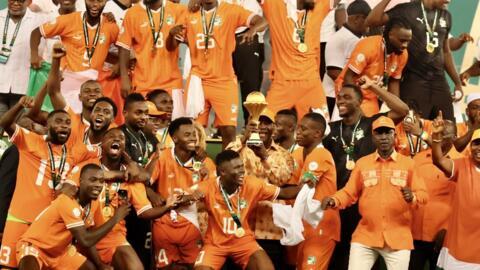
[375,150,398,161]
[80,11,102,28]
[170,147,194,167]
[113,0,130,10]
[216,177,240,198]
[140,0,166,12]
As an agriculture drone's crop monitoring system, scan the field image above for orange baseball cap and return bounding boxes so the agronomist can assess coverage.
[260,109,275,122]
[146,101,167,116]
[471,129,480,143]
[372,116,395,131]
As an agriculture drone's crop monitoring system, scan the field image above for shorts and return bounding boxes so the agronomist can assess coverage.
[16,241,86,270]
[297,235,336,270]
[152,218,202,268]
[194,237,262,270]
[266,79,328,120]
[96,231,130,264]
[0,220,29,268]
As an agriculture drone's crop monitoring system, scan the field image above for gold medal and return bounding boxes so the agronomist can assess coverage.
[67,245,77,256]
[235,227,245,238]
[298,43,308,53]
[346,159,355,170]
[193,161,202,172]
[426,42,435,53]
[102,206,113,217]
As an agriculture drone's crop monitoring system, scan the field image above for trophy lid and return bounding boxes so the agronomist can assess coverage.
[243,91,267,105]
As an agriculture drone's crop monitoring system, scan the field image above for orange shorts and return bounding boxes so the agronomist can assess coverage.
[297,235,336,270]
[0,220,29,268]
[194,236,262,270]
[152,218,202,268]
[95,231,130,264]
[360,89,379,117]
[186,77,239,127]
[266,79,328,120]
[16,241,86,270]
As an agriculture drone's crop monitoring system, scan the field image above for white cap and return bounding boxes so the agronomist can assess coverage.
[466,93,480,105]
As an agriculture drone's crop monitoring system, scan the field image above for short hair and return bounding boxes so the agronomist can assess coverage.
[276,109,298,123]
[47,109,69,120]
[93,97,118,117]
[146,89,170,102]
[168,117,193,137]
[80,163,102,179]
[215,150,240,167]
[124,93,145,111]
[303,112,326,132]
[80,80,100,91]
[347,0,371,17]
[104,127,124,137]
[384,16,412,37]
[342,83,363,100]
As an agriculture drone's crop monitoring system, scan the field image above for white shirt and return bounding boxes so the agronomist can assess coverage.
[476,38,480,60]
[322,26,361,97]
[0,9,48,94]
[366,0,409,10]
[103,0,129,28]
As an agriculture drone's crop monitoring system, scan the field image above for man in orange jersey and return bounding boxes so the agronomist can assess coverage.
[322,116,428,270]
[409,120,457,270]
[17,164,130,270]
[431,113,480,269]
[261,0,332,120]
[289,112,340,270]
[117,0,187,119]
[30,0,119,112]
[0,97,100,269]
[453,94,480,154]
[167,0,267,149]
[149,117,216,269]
[335,17,411,117]
[184,150,306,270]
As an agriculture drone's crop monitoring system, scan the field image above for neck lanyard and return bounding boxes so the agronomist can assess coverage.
[421,2,438,37]
[82,202,92,222]
[219,183,242,228]
[382,38,390,86]
[146,3,165,49]
[125,126,149,165]
[201,7,217,54]
[2,13,22,49]
[294,11,308,43]
[46,143,67,190]
[406,120,423,157]
[159,128,168,145]
[288,142,297,153]
[82,12,101,65]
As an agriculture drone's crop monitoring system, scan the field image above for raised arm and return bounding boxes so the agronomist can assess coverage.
[364,0,390,27]
[119,47,132,99]
[30,27,44,69]
[25,83,49,125]
[0,96,34,136]
[47,44,67,110]
[443,36,464,102]
[431,112,454,177]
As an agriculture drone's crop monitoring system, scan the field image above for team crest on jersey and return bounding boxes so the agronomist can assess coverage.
[190,18,198,25]
[307,256,316,265]
[214,17,222,26]
[308,161,318,171]
[147,142,154,153]
[390,64,397,73]
[354,128,364,141]
[355,53,365,64]
[73,208,81,218]
[439,17,447,28]
[239,199,247,209]
[99,34,106,44]
[166,15,175,25]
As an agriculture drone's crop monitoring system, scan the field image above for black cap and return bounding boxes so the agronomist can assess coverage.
[347,0,371,17]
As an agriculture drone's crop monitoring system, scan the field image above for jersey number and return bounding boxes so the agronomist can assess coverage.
[222,217,238,235]
[195,33,215,50]
[155,32,164,48]
[426,32,439,49]
[0,246,11,265]
[35,159,70,189]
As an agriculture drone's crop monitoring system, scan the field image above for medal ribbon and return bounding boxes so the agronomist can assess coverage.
[146,3,165,49]
[294,11,308,44]
[420,2,438,37]
[406,133,422,157]
[201,7,217,53]
[219,184,242,229]
[382,39,390,86]
[340,117,362,164]
[82,12,102,65]
[46,143,67,190]
[2,13,22,49]
[83,202,92,222]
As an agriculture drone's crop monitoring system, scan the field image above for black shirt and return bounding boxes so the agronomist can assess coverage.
[0,145,19,232]
[387,2,451,79]
[120,125,158,167]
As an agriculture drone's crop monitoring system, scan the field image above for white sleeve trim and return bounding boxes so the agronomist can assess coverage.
[39,24,46,37]
[66,221,85,229]
[348,64,362,75]
[8,125,20,143]
[271,187,280,201]
[116,41,131,51]
[136,205,153,216]
[448,159,455,180]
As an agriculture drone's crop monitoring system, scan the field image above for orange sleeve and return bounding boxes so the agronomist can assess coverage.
[40,13,70,38]
[129,183,153,215]
[255,177,281,201]
[305,151,334,183]
[332,165,363,208]
[347,40,374,75]
[57,195,85,229]
[149,159,161,185]
[410,168,428,205]
[109,22,120,44]
[391,51,408,79]
[9,125,31,149]
[231,4,255,29]
[64,159,100,186]
[74,145,102,164]
[117,9,135,50]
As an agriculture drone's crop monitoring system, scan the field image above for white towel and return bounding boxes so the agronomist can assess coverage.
[272,185,324,246]
[283,0,298,22]
[185,75,205,119]
[171,89,186,120]
[173,204,200,231]
[61,69,98,113]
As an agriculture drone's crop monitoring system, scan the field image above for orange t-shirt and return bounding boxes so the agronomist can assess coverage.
[332,151,428,250]
[150,148,216,225]
[190,176,279,246]
[8,126,100,223]
[117,2,185,94]
[184,2,254,80]
[19,194,98,258]
[411,150,457,242]
[262,0,331,80]
[335,36,408,98]
[395,119,432,157]
[291,144,340,241]
[444,157,480,264]
[40,11,119,72]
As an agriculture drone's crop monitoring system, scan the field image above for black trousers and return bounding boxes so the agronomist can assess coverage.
[400,72,455,121]
[232,33,265,122]
[125,213,152,269]
[0,146,19,234]
[320,42,327,80]
[408,240,439,270]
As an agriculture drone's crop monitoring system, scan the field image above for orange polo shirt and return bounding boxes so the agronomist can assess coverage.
[332,151,428,250]
[444,157,480,264]
[411,150,458,242]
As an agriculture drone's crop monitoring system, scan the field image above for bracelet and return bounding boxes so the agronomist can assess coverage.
[432,138,442,143]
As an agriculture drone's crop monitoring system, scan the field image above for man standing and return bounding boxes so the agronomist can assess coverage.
[168,0,266,149]
[273,109,298,153]
[323,78,409,270]
[0,0,46,117]
[453,94,480,154]
[322,116,428,270]
[335,17,411,117]
[30,0,119,112]
[431,113,480,269]
[366,0,464,121]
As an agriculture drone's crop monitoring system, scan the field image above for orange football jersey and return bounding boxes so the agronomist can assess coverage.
[40,11,119,72]
[117,2,186,94]
[183,2,254,80]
